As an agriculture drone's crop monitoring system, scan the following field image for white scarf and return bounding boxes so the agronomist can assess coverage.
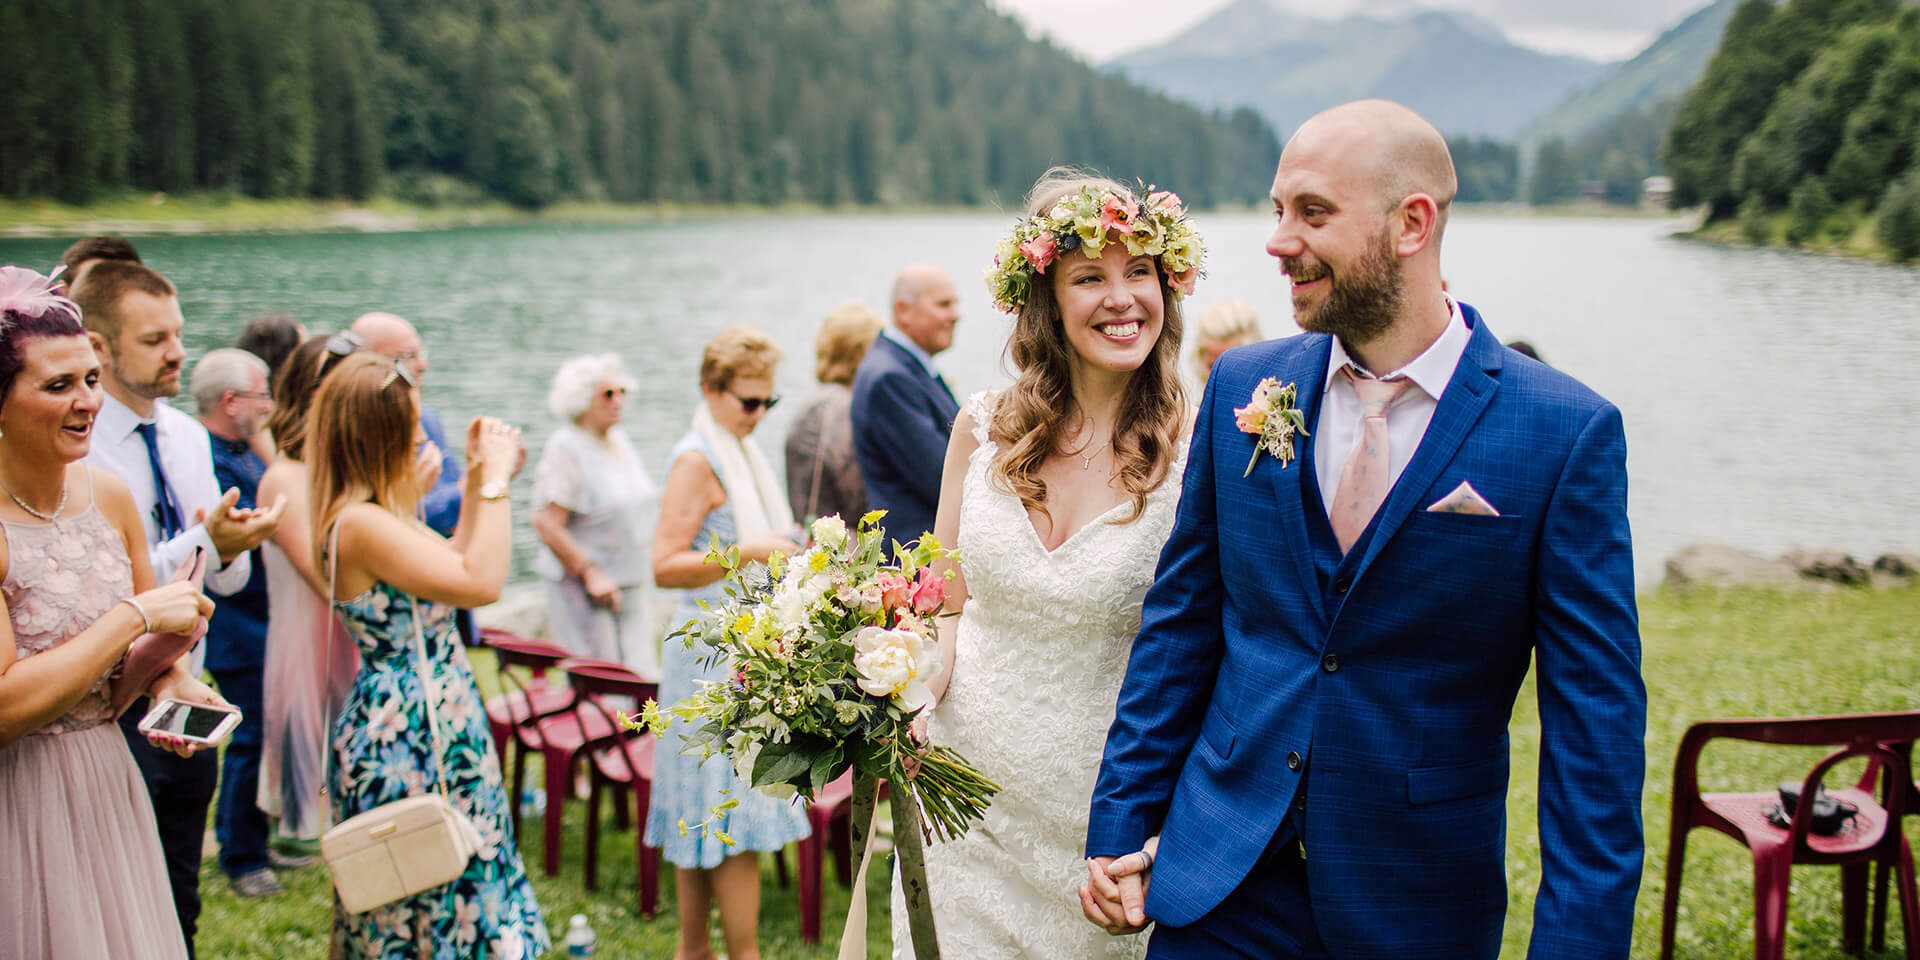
[692,402,793,542]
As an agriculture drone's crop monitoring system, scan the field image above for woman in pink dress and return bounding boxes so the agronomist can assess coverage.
[255,333,362,842]
[0,266,220,959]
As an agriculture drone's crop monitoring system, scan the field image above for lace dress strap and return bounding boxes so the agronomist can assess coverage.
[963,390,997,447]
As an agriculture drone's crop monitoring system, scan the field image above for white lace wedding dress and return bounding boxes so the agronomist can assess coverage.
[891,391,1183,959]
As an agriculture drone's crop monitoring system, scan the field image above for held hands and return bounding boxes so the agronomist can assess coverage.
[201,488,287,561]
[1080,835,1157,935]
[464,416,524,486]
[143,669,230,758]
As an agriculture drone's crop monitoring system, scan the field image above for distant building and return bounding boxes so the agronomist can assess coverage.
[1642,176,1673,207]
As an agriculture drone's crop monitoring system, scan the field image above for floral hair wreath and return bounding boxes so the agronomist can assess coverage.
[985,183,1206,314]
[0,265,81,332]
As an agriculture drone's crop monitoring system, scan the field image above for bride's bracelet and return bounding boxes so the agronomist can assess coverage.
[120,597,153,634]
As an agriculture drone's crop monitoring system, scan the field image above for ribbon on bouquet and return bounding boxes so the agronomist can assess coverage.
[837,773,942,960]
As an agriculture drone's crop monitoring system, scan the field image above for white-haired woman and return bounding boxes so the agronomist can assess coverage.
[531,353,659,676]
[1188,299,1262,388]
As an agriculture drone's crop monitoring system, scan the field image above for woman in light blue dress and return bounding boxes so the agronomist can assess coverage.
[648,325,810,960]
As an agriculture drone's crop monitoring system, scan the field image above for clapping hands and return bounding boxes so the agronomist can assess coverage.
[200,488,285,562]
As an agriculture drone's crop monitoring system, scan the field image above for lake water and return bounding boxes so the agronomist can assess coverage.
[2,211,1915,590]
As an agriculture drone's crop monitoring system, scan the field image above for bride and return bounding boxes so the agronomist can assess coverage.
[892,170,1204,958]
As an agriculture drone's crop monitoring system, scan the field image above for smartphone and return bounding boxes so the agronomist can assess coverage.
[136,698,241,746]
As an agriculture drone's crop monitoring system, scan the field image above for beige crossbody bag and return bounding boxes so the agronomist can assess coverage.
[318,523,481,914]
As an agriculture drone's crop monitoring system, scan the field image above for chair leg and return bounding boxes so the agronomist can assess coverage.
[831,811,853,887]
[613,784,631,831]
[1897,837,1920,960]
[584,773,602,892]
[542,746,569,876]
[636,782,659,918]
[1874,860,1892,953]
[1659,826,1690,960]
[774,848,791,888]
[509,742,527,844]
[798,834,824,944]
[1753,847,1793,960]
[1843,862,1867,955]
[488,719,509,773]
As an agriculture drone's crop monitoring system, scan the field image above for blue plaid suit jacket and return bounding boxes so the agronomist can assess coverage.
[1086,304,1646,959]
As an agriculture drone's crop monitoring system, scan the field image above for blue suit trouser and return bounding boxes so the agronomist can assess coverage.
[1147,808,1330,960]
[210,666,268,877]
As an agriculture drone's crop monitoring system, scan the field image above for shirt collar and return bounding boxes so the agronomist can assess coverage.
[95,392,147,445]
[1324,295,1470,401]
[881,326,940,378]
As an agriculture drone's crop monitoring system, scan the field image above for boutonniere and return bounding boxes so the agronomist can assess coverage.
[1234,377,1309,477]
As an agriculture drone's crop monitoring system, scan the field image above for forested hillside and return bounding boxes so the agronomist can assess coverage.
[0,0,1280,209]
[1664,0,1920,256]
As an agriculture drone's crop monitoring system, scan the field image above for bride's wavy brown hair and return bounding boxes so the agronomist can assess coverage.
[990,169,1187,525]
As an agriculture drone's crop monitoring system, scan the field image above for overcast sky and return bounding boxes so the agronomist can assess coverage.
[986,0,1715,63]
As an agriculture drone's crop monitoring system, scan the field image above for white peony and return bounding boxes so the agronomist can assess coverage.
[811,515,848,550]
[851,625,936,713]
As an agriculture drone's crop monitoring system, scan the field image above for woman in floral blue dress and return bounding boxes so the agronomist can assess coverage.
[308,353,548,959]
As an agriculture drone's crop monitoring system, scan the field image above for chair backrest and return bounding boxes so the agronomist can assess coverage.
[560,658,660,783]
[481,630,575,725]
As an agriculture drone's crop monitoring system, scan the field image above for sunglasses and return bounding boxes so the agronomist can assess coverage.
[728,391,780,414]
[602,386,628,400]
[324,331,364,357]
[380,360,418,390]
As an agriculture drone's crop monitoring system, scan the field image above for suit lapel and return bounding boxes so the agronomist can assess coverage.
[1348,306,1504,579]
[1262,335,1334,618]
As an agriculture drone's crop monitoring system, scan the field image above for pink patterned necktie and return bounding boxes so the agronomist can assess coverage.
[1329,366,1411,554]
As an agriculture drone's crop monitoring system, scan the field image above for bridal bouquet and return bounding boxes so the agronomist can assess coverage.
[627,511,998,958]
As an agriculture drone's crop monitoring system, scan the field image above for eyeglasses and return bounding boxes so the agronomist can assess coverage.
[728,391,780,414]
[380,360,418,390]
[389,347,425,366]
[231,390,272,402]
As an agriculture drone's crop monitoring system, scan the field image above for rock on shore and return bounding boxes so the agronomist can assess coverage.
[1664,544,1919,590]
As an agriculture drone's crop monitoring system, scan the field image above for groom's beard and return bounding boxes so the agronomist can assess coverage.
[1285,228,1405,349]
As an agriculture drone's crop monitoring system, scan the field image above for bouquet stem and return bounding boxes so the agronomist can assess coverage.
[892,784,941,960]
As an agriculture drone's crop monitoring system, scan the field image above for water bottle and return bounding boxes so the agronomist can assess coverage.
[520,787,546,818]
[565,914,595,957]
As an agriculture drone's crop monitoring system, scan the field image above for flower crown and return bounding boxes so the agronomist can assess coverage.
[0,265,81,332]
[985,184,1205,313]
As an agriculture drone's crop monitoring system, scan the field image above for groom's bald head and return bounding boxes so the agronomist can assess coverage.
[1284,100,1458,249]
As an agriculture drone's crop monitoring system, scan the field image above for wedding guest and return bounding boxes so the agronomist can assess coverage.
[310,353,547,957]
[531,353,659,674]
[1506,339,1544,363]
[71,260,284,957]
[785,303,881,525]
[56,235,140,292]
[254,334,360,846]
[851,264,961,553]
[350,311,473,644]
[0,265,219,960]
[895,172,1200,958]
[1188,299,1262,387]
[649,325,810,960]
[234,314,306,463]
[189,348,293,898]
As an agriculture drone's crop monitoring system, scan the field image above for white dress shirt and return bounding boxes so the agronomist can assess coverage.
[85,393,253,675]
[1313,297,1471,513]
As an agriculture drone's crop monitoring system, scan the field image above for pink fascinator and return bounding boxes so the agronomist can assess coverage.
[0,266,82,330]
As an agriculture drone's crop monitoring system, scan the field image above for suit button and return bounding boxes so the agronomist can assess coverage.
[1332,575,1352,595]
[1287,751,1302,771]
[1322,654,1341,673]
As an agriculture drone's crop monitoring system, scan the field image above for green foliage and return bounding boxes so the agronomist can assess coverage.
[1449,137,1520,203]
[1731,22,1898,208]
[0,0,1280,210]
[1529,138,1579,205]
[1784,178,1835,245]
[1738,192,1773,244]
[1874,167,1920,260]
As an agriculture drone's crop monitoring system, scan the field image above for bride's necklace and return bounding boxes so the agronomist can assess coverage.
[0,475,67,524]
[1065,427,1113,470]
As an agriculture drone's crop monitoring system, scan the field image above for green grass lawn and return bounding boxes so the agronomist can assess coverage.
[195,583,1920,958]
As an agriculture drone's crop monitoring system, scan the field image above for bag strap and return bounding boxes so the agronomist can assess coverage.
[319,517,456,814]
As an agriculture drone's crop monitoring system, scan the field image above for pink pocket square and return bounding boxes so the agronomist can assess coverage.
[1426,481,1500,516]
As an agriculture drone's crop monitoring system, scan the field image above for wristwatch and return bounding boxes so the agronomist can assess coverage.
[478,478,510,501]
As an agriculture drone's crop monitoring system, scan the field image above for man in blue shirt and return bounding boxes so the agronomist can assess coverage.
[191,349,291,897]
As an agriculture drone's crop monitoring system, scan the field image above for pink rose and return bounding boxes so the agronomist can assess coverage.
[1149,190,1184,218]
[910,567,946,615]
[1170,268,1198,296]
[876,571,912,614]
[1019,233,1058,272]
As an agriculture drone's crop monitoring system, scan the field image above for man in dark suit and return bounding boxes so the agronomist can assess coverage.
[850,263,960,552]
[1082,100,1645,959]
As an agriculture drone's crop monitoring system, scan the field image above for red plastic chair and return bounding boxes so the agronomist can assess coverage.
[533,657,629,876]
[1659,711,1920,960]
[796,772,885,943]
[478,630,575,842]
[558,658,663,917]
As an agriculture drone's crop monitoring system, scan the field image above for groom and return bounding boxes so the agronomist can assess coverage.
[1081,100,1646,959]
